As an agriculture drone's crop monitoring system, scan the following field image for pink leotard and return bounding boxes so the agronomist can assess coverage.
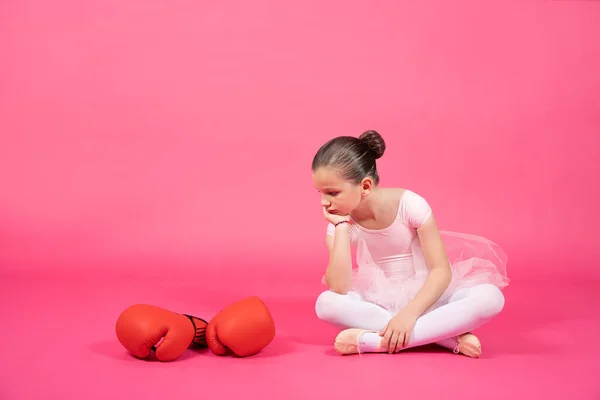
[324,190,509,313]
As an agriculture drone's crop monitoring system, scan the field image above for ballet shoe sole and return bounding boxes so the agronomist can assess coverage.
[456,334,482,358]
[457,342,481,358]
[334,341,358,355]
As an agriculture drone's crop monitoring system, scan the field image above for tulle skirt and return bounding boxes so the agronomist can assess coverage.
[349,231,510,314]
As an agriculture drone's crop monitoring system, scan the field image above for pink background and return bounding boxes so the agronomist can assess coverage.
[1,1,599,399]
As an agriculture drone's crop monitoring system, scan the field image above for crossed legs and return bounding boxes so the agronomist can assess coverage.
[315,284,505,356]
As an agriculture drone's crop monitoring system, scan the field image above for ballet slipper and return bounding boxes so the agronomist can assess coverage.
[334,329,482,358]
[453,333,482,358]
[333,328,379,355]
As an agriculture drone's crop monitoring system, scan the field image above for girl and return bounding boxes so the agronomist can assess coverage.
[311,130,509,357]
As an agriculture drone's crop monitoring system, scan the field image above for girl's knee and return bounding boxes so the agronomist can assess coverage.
[315,290,357,321]
[315,291,338,321]
[475,284,505,319]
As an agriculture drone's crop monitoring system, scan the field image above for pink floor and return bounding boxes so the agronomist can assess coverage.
[1,267,599,399]
[2,0,600,399]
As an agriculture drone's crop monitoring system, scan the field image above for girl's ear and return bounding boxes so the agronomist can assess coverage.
[360,177,373,197]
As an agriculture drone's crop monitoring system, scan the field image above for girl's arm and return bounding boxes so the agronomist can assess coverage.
[324,223,353,294]
[402,214,452,317]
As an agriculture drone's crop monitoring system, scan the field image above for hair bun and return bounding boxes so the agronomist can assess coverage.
[359,130,386,159]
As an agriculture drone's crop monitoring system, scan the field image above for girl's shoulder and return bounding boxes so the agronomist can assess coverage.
[390,187,433,229]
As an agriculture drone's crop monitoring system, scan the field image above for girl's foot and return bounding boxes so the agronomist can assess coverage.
[453,332,481,358]
[334,329,482,358]
[333,328,381,355]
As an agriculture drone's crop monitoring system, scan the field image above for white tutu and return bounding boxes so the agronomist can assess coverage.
[350,231,510,314]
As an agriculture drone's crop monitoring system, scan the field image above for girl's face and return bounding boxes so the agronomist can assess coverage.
[312,167,364,216]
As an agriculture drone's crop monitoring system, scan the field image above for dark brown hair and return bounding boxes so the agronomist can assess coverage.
[311,130,386,185]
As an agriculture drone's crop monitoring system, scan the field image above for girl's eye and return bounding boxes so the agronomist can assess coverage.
[328,192,339,196]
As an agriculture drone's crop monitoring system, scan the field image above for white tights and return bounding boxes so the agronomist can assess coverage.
[315,284,505,352]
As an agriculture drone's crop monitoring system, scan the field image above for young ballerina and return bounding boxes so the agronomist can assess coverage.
[311,130,510,357]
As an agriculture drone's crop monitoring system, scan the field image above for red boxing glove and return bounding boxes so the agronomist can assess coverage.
[115,304,208,361]
[206,296,275,357]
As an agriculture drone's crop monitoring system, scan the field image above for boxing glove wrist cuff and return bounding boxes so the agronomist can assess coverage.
[184,314,208,347]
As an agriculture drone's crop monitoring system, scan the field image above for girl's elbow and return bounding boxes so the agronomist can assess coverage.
[329,285,350,295]
[430,264,452,284]
[440,265,453,286]
[325,277,351,295]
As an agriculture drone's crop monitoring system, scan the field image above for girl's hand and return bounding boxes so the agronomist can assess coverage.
[379,309,418,354]
[322,207,351,226]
